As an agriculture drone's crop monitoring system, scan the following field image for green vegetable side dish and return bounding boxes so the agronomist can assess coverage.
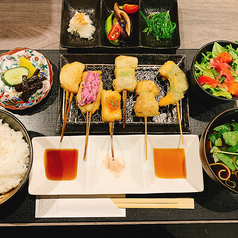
[208,122,238,189]
[105,12,119,46]
[2,66,29,87]
[140,11,176,40]
[194,42,238,99]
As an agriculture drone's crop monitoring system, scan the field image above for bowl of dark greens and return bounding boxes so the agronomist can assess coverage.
[190,40,238,104]
[200,107,238,193]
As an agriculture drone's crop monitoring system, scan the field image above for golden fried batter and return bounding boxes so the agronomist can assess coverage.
[101,90,122,122]
[134,80,159,117]
[158,61,188,106]
[113,55,138,92]
[60,61,85,94]
[135,80,159,96]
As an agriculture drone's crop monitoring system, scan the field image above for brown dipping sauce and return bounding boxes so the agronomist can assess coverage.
[153,148,187,179]
[44,149,78,181]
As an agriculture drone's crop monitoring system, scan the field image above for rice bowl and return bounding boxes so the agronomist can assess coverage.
[0,109,32,205]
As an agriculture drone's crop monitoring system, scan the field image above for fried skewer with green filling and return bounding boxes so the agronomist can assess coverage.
[158,61,188,144]
[113,55,138,128]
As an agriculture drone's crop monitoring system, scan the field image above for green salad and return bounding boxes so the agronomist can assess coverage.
[209,122,238,172]
[194,42,238,99]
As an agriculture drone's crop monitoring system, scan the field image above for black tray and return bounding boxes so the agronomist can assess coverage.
[56,53,190,135]
[60,0,180,50]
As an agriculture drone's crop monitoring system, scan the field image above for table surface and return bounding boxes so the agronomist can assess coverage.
[1,0,238,227]
[0,0,238,50]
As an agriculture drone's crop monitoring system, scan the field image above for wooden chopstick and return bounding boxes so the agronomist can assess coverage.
[111,198,194,209]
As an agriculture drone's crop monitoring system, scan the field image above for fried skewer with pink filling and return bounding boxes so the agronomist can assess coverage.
[59,61,85,142]
[101,90,122,161]
[76,70,103,161]
[134,80,160,161]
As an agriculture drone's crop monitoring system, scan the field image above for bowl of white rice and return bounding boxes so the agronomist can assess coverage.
[0,108,32,205]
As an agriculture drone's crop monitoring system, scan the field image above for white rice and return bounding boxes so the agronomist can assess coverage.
[67,11,96,40]
[0,120,30,194]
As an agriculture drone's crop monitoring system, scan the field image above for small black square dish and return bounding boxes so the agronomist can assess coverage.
[60,0,180,50]
[60,0,101,49]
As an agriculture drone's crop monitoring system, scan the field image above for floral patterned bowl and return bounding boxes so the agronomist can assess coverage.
[0,48,53,110]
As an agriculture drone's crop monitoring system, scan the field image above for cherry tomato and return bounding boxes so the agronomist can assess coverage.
[215,52,233,63]
[197,75,219,88]
[122,4,139,14]
[107,23,121,41]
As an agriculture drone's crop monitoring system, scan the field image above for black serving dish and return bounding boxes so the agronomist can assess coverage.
[60,0,180,51]
[56,53,189,135]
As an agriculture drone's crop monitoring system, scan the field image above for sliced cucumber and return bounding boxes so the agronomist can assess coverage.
[2,67,29,87]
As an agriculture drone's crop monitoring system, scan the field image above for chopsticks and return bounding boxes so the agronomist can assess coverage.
[111,198,194,209]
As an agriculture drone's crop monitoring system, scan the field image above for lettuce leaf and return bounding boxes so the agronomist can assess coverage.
[222,131,238,147]
[202,84,232,99]
[212,42,228,58]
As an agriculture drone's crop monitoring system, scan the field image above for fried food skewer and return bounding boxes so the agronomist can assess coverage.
[59,61,85,142]
[158,61,188,145]
[101,90,122,160]
[76,70,103,161]
[134,80,160,161]
[113,55,138,128]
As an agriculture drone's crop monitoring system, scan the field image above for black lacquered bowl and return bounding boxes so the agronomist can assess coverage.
[200,107,238,193]
[190,40,238,104]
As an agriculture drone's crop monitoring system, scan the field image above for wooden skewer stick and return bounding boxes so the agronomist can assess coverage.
[145,116,148,161]
[109,121,115,161]
[176,101,184,145]
[83,111,92,161]
[60,91,73,143]
[122,89,127,128]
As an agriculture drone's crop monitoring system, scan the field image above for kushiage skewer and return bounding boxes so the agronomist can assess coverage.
[134,80,160,161]
[113,55,138,128]
[158,61,188,145]
[76,70,103,161]
[59,61,85,142]
[101,90,122,160]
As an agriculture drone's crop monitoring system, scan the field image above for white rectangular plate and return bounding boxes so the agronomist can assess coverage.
[29,135,204,195]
